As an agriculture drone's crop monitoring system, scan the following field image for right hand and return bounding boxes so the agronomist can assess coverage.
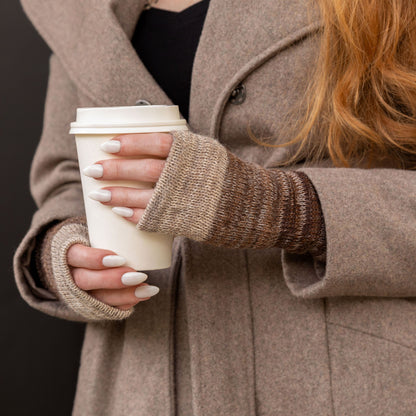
[67,244,159,310]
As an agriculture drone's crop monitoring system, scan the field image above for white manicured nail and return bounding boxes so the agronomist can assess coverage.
[112,207,134,218]
[88,189,111,202]
[102,255,126,267]
[134,285,160,299]
[83,164,103,178]
[100,140,121,153]
[121,272,148,286]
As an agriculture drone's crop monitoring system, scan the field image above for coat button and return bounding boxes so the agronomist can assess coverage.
[135,99,152,106]
[229,84,246,105]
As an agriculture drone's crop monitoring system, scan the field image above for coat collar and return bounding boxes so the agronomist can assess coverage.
[21,0,320,131]
[190,0,321,135]
[21,0,171,107]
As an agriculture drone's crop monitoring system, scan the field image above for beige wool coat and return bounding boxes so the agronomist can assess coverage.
[14,0,416,414]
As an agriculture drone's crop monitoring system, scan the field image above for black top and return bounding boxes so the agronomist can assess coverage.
[132,0,210,120]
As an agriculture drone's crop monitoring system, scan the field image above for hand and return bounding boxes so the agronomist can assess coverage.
[83,132,173,223]
[67,243,160,310]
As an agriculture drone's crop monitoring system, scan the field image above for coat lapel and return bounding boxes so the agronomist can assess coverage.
[20,0,172,107]
[190,0,321,136]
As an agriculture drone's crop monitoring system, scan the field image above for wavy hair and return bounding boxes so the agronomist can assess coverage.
[252,0,416,168]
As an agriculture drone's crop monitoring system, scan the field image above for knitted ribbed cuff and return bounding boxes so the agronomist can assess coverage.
[138,131,326,255]
[41,217,134,321]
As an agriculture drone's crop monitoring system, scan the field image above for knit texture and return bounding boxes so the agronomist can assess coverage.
[40,217,133,321]
[139,131,326,255]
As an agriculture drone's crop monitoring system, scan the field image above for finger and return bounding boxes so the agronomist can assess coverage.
[111,207,145,224]
[101,133,173,158]
[67,244,126,270]
[89,287,141,306]
[88,187,153,209]
[72,267,148,291]
[89,284,159,306]
[96,158,166,183]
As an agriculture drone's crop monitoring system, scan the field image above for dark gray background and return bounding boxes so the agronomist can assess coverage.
[1,2,84,415]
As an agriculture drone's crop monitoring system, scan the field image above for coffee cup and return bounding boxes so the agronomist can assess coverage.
[70,105,187,270]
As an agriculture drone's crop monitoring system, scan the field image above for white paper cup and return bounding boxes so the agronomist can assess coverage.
[70,105,188,270]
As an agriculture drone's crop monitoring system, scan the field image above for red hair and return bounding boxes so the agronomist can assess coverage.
[253,0,416,168]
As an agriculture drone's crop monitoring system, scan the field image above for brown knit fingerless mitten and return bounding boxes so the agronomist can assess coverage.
[139,131,326,256]
[36,217,134,321]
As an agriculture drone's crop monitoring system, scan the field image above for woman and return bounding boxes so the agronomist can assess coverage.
[14,0,416,414]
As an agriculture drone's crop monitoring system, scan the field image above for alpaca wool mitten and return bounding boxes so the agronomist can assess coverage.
[37,217,133,321]
[138,131,326,256]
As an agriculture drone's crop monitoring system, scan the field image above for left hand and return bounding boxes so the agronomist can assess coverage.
[83,132,173,223]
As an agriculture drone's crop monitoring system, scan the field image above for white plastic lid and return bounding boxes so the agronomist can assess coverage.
[70,105,187,134]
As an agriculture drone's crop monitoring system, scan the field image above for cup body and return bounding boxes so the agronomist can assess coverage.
[70,105,187,270]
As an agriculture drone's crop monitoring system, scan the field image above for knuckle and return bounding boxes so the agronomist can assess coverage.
[146,159,165,179]
[66,245,77,265]
[81,248,91,264]
[101,159,119,178]
[67,243,86,265]
[119,134,138,155]
[125,134,137,153]
[158,134,172,155]
[112,159,123,178]
[124,189,138,206]
[154,138,163,155]
[72,269,89,290]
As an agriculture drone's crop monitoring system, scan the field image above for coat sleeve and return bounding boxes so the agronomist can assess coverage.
[12,54,130,322]
[282,167,416,298]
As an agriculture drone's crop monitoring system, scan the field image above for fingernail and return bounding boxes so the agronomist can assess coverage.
[112,207,134,218]
[121,272,148,286]
[88,189,111,202]
[102,255,126,267]
[134,285,160,299]
[100,140,121,153]
[83,164,103,178]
